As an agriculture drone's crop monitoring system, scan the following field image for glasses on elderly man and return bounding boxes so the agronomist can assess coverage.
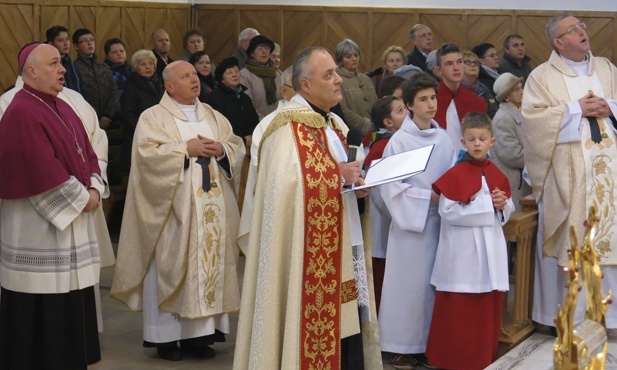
[464,60,481,67]
[557,22,587,38]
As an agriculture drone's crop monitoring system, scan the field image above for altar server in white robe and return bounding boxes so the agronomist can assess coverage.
[522,12,617,328]
[426,112,513,370]
[379,72,456,369]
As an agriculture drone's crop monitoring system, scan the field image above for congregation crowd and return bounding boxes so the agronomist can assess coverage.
[0,10,616,370]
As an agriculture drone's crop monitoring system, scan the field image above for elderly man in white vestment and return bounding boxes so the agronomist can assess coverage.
[234,46,382,370]
[522,12,617,328]
[110,61,244,361]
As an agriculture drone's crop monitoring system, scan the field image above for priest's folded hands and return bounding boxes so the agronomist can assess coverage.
[187,134,224,158]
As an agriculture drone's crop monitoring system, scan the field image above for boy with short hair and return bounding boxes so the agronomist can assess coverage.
[364,95,407,316]
[379,72,456,370]
[426,112,513,370]
[434,43,487,152]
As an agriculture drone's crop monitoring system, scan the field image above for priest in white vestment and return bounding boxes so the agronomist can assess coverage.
[110,61,245,361]
[522,13,617,327]
[234,47,382,370]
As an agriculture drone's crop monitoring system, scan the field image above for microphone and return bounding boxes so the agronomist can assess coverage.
[346,129,363,163]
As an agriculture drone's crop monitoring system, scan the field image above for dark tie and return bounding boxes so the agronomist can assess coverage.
[588,117,602,144]
[195,156,211,192]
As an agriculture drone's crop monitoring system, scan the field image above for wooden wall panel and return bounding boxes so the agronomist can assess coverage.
[121,7,146,57]
[97,7,123,57]
[0,1,190,94]
[239,9,280,47]
[581,16,614,64]
[326,11,370,71]
[370,12,416,70]
[467,14,512,54]
[421,13,465,51]
[166,8,190,59]
[281,10,323,69]
[516,15,553,68]
[0,4,36,90]
[1,3,617,95]
[196,8,236,65]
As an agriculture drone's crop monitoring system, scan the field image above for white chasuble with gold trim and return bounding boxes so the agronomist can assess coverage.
[564,73,617,265]
[174,116,229,315]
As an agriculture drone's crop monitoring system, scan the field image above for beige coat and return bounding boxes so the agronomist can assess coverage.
[240,67,282,120]
[491,102,531,212]
[337,66,378,136]
[521,50,617,264]
[110,93,245,318]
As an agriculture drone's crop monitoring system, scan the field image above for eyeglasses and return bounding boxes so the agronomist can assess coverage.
[255,45,272,53]
[557,22,587,38]
[77,38,95,44]
[283,84,293,89]
[482,53,498,59]
[464,60,481,67]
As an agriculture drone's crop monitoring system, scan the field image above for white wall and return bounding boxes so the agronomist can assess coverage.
[191,0,617,12]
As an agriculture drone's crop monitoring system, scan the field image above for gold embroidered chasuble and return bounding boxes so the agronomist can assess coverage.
[522,51,617,266]
[110,93,244,318]
[234,102,382,369]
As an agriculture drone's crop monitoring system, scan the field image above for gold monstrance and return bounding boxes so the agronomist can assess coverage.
[554,206,613,369]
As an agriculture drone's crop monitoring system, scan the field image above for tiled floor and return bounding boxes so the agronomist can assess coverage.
[91,257,409,369]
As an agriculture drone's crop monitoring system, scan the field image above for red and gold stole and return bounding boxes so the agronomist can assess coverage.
[291,120,344,370]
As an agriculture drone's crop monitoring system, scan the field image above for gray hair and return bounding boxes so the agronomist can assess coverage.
[281,65,293,86]
[150,28,168,44]
[335,39,361,66]
[131,49,157,72]
[238,28,259,44]
[410,24,430,40]
[292,46,329,91]
[546,12,572,50]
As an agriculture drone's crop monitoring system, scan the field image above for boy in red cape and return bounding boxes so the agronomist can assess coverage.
[426,112,513,370]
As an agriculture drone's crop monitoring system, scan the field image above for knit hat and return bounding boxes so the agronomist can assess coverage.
[246,35,275,57]
[426,50,437,71]
[393,64,422,79]
[494,72,523,102]
[214,57,240,82]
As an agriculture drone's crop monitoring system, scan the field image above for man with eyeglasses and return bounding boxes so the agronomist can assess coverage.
[522,12,617,330]
[498,34,533,81]
[407,24,433,71]
[72,28,120,131]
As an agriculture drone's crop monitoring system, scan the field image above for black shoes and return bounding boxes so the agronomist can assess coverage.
[153,339,217,361]
[156,343,183,361]
[181,344,216,358]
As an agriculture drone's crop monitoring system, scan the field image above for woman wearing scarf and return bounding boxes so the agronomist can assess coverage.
[119,49,164,171]
[239,35,282,120]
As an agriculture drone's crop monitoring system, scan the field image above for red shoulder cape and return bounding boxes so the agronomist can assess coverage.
[435,81,488,129]
[432,159,511,203]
